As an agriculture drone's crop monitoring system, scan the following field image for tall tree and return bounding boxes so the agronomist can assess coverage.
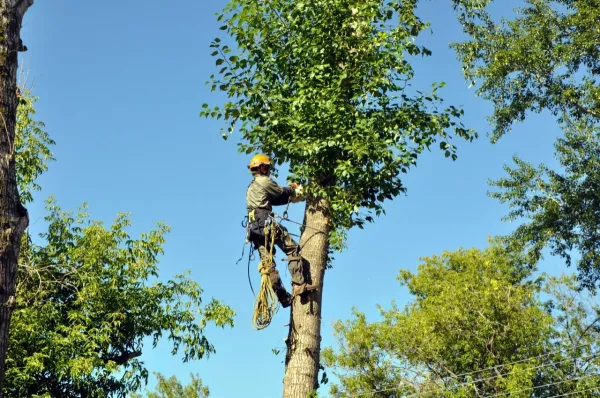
[4,91,235,397]
[203,0,475,395]
[6,200,235,397]
[453,0,600,140]
[0,0,34,391]
[452,0,600,288]
[323,243,600,397]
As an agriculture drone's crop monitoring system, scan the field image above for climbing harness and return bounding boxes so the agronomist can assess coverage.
[242,190,327,330]
[274,197,329,235]
[252,217,280,330]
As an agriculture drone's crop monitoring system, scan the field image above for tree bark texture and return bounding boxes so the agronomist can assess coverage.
[283,198,330,398]
[0,0,32,393]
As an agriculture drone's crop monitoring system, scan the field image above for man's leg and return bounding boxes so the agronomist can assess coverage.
[255,241,292,307]
[275,225,309,288]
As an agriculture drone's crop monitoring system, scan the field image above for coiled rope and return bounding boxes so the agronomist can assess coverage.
[251,220,280,330]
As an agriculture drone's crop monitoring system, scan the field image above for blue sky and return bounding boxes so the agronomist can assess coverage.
[21,0,567,396]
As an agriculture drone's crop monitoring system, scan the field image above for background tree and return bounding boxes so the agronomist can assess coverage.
[131,373,210,398]
[323,243,600,397]
[203,0,475,395]
[453,0,600,141]
[4,91,235,397]
[452,0,600,289]
[0,0,34,390]
[14,89,54,204]
[6,201,234,397]
[490,120,600,290]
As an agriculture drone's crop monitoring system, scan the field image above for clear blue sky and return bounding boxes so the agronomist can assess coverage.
[21,1,566,396]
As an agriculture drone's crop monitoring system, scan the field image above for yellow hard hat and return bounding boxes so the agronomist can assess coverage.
[249,154,271,170]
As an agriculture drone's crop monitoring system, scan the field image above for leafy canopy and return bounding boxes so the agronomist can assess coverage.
[7,201,235,397]
[15,89,55,204]
[202,0,475,244]
[323,242,600,396]
[130,373,210,398]
[7,91,235,397]
[490,119,600,290]
[453,0,600,140]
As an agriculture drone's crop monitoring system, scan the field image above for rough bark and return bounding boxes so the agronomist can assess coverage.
[283,198,330,398]
[0,0,32,393]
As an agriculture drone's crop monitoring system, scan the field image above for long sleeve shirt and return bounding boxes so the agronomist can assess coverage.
[246,175,294,212]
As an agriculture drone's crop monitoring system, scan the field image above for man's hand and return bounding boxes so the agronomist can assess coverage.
[289,184,305,203]
[290,183,299,190]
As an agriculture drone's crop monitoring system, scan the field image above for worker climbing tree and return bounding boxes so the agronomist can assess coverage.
[201,0,477,396]
[246,153,316,329]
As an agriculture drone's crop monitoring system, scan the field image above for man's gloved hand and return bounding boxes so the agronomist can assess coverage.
[290,184,305,203]
[290,183,299,190]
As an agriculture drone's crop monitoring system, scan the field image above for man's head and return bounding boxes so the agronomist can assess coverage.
[249,154,271,176]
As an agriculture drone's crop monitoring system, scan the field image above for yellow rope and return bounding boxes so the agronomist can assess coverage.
[251,221,280,330]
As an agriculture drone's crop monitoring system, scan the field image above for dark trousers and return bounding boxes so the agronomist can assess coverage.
[251,223,306,304]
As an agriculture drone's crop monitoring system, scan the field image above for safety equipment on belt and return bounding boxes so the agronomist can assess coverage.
[248,154,271,170]
[248,208,272,239]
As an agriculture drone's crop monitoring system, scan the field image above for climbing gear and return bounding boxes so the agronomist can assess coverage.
[248,208,272,239]
[252,218,280,330]
[275,212,328,235]
[248,154,271,170]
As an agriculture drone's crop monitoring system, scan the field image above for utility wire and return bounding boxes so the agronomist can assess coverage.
[545,386,600,398]
[484,373,600,398]
[353,347,597,397]
[357,369,600,398]
[444,343,591,380]
[404,353,600,398]
[470,353,598,389]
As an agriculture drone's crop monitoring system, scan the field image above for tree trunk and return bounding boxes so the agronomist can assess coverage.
[283,198,330,398]
[0,0,32,393]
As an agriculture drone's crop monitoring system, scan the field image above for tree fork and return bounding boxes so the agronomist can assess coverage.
[283,198,330,398]
[0,0,32,392]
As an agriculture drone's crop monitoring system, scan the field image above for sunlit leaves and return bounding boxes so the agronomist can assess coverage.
[453,0,600,140]
[490,120,600,290]
[15,89,55,204]
[202,0,476,248]
[131,372,210,398]
[6,200,235,397]
[322,242,595,397]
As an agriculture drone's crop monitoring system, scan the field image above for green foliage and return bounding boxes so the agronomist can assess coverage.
[7,89,234,397]
[202,0,476,246]
[130,373,209,398]
[453,0,600,141]
[490,119,600,289]
[15,89,55,203]
[323,242,559,397]
[6,199,234,397]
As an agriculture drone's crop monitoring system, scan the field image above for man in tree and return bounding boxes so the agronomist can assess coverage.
[246,154,314,308]
[204,0,475,394]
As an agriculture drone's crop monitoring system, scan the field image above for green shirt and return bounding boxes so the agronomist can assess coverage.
[246,175,294,211]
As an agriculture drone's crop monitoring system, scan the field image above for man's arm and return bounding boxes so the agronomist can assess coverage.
[261,178,295,206]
